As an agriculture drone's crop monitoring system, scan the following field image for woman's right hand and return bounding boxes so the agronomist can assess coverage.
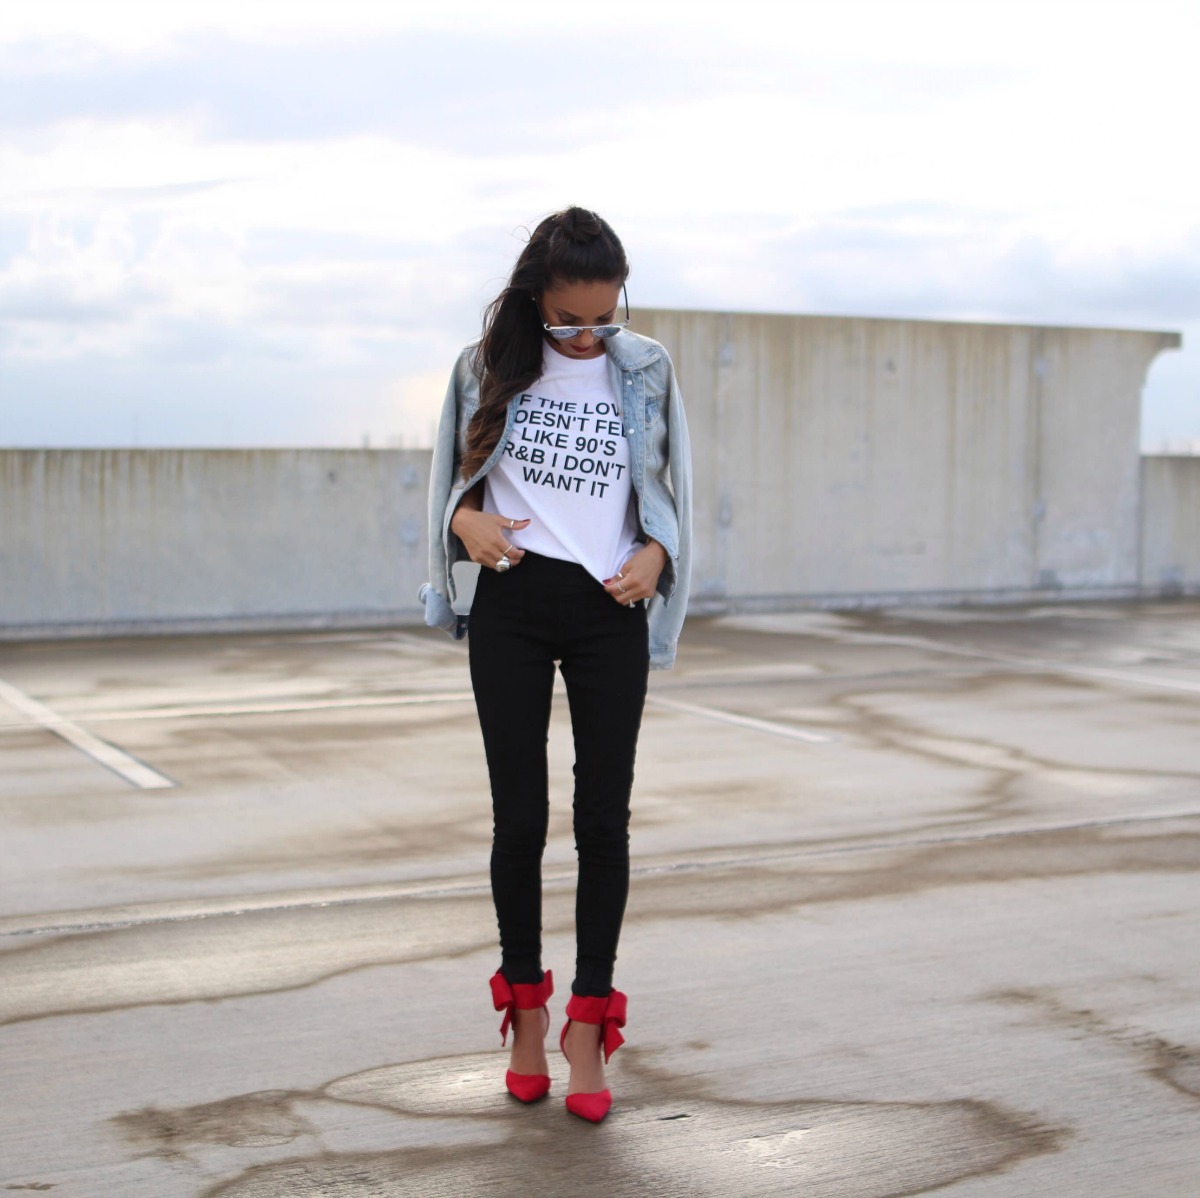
[451,506,531,570]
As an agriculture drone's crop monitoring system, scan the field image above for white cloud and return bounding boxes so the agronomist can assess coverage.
[0,0,1197,448]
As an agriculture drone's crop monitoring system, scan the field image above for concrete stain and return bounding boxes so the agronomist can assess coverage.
[112,1089,321,1161]
[821,672,1200,821]
[648,662,1198,849]
[4,822,1199,1027]
[984,987,1200,1104]
[621,822,1200,927]
[135,810,493,882]
[0,899,499,1026]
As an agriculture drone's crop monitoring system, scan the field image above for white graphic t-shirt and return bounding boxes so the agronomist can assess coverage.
[482,340,644,585]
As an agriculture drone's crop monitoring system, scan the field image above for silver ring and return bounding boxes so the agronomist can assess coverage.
[616,581,626,593]
[496,556,511,572]
[509,519,515,529]
[627,599,635,607]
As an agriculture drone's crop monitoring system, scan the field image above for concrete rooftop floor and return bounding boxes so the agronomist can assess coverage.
[2,599,1199,1196]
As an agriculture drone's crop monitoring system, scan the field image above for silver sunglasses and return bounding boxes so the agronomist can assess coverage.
[538,284,630,340]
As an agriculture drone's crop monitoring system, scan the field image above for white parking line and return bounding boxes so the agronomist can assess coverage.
[646,695,835,743]
[0,676,175,790]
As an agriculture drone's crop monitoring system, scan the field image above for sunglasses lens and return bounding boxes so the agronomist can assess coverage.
[544,321,625,340]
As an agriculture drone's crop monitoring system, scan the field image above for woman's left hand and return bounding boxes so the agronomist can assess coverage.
[602,540,668,606]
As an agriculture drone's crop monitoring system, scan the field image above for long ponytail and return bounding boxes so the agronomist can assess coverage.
[460,207,629,483]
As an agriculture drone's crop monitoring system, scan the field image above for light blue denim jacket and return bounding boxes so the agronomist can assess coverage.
[417,329,693,669]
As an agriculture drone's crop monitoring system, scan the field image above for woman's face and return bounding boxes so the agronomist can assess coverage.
[537,278,623,360]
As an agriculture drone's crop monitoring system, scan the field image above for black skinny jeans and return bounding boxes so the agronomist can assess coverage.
[468,550,650,997]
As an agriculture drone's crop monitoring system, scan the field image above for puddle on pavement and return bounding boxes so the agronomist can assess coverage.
[101,1050,1064,1198]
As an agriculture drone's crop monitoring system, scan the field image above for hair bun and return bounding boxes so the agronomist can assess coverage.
[557,206,602,244]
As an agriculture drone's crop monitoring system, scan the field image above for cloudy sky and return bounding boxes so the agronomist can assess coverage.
[2,0,1198,450]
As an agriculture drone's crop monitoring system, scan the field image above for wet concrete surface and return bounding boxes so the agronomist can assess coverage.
[2,600,1199,1195]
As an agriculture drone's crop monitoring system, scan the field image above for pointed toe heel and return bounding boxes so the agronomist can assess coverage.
[505,1067,552,1103]
[490,969,554,1104]
[565,1088,613,1123]
[559,987,627,1123]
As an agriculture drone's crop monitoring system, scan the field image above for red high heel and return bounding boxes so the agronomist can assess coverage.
[490,969,554,1102]
[559,988,627,1123]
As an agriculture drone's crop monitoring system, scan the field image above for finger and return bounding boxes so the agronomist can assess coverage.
[495,541,524,567]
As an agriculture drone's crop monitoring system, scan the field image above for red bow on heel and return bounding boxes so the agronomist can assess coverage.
[490,969,554,1103]
[559,988,627,1122]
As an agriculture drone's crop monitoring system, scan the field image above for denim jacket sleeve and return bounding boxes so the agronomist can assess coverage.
[416,348,473,639]
[647,352,693,670]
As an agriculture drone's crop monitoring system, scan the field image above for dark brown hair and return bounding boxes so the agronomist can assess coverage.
[460,206,629,482]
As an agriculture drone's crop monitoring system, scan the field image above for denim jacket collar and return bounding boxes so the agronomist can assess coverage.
[602,329,665,372]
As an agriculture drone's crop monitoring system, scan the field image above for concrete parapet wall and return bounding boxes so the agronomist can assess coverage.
[633,309,1181,609]
[0,449,430,638]
[0,312,1189,640]
[1141,455,1200,595]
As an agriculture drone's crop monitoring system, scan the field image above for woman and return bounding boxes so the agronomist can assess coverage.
[418,206,693,1123]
